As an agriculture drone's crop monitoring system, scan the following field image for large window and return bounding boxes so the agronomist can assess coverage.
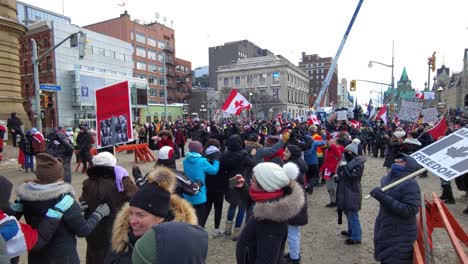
[223,78,229,86]
[148,76,157,84]
[115,52,125,61]
[273,88,279,100]
[93,47,104,56]
[235,76,240,87]
[159,78,165,86]
[135,32,145,43]
[160,89,165,97]
[157,41,166,49]
[136,46,146,57]
[272,72,280,85]
[147,37,156,47]
[159,66,165,73]
[148,63,157,72]
[136,61,146,71]
[259,74,266,86]
[148,49,157,60]
[157,54,165,62]
[104,50,114,58]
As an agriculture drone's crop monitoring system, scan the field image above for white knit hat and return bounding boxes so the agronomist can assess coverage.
[92,151,117,167]
[393,131,406,138]
[158,146,174,160]
[344,138,361,155]
[253,162,299,192]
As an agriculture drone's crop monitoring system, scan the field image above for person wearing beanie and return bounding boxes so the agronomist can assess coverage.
[132,221,208,264]
[236,162,305,264]
[220,135,256,241]
[152,129,181,159]
[283,148,309,264]
[383,130,404,172]
[45,128,74,183]
[336,139,367,245]
[320,138,345,208]
[183,140,220,227]
[202,139,225,236]
[370,154,421,263]
[15,153,110,264]
[107,166,198,264]
[80,152,137,264]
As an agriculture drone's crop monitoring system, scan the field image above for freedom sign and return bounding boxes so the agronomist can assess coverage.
[410,128,468,181]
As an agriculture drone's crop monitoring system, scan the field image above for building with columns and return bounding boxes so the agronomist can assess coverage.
[217,55,309,119]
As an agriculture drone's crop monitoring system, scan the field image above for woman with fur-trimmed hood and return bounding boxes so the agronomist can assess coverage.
[236,162,305,264]
[106,166,199,264]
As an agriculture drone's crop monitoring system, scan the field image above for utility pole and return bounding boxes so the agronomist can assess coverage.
[32,31,86,132]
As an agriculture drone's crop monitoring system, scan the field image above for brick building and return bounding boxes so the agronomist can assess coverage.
[299,52,338,107]
[84,11,191,104]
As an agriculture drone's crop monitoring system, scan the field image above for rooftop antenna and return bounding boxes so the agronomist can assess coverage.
[155,12,160,23]
[171,20,173,28]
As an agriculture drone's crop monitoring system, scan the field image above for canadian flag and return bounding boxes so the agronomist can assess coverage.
[415,92,424,99]
[307,114,320,125]
[221,89,252,115]
[376,106,387,126]
[350,120,361,129]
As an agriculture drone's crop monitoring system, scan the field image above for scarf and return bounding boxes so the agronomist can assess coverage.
[114,165,128,192]
[249,186,284,203]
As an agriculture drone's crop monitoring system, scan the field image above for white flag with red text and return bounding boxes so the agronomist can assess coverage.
[221,89,252,115]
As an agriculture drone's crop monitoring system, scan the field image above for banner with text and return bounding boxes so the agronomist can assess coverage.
[337,110,348,121]
[421,108,439,124]
[398,100,423,123]
[410,128,468,181]
[95,81,133,148]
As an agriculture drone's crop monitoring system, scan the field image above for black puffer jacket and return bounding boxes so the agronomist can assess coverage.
[16,182,101,264]
[383,139,402,168]
[374,154,421,264]
[336,156,366,212]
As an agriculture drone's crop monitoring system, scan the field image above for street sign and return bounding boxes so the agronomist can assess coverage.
[40,84,61,91]
[411,128,468,181]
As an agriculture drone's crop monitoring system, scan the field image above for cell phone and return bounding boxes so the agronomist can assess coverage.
[228,177,238,189]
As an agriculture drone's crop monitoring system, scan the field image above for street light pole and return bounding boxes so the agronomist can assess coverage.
[32,39,42,132]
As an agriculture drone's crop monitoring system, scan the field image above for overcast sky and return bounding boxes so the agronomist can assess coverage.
[23,0,468,105]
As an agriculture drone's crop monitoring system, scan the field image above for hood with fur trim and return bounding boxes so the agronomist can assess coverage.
[252,181,304,222]
[244,140,262,149]
[16,181,75,201]
[157,129,173,140]
[111,166,197,253]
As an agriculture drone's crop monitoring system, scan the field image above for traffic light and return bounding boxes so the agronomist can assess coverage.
[78,33,87,59]
[350,80,356,91]
[47,95,54,108]
[70,33,78,47]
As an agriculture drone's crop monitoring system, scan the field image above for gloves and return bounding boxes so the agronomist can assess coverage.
[370,187,386,201]
[80,201,89,212]
[46,194,75,219]
[339,160,347,167]
[132,166,146,187]
[10,199,23,213]
[93,203,110,221]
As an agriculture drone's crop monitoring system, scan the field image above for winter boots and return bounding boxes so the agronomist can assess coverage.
[440,183,456,204]
[224,220,233,236]
[231,228,241,241]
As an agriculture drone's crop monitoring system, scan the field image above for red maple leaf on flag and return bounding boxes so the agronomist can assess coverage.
[235,100,244,108]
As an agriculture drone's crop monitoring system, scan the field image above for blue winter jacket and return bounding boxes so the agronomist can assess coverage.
[303,134,326,165]
[183,152,220,205]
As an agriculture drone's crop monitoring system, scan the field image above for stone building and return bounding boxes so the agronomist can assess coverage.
[217,55,309,119]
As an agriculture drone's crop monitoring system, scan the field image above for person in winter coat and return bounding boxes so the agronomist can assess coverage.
[0,175,75,264]
[383,130,405,171]
[370,154,422,264]
[76,125,94,173]
[336,139,366,245]
[15,153,110,264]
[80,152,138,264]
[46,128,74,183]
[0,124,5,162]
[400,132,422,155]
[360,126,373,156]
[221,135,256,241]
[282,147,308,264]
[183,141,220,227]
[202,139,225,236]
[236,162,305,264]
[174,124,186,157]
[373,125,387,158]
[132,221,208,264]
[22,131,35,173]
[6,112,23,148]
[107,166,199,264]
[303,131,327,193]
[153,129,176,150]
[320,138,345,207]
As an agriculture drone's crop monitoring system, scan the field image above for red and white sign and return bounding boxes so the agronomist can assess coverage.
[350,120,361,129]
[308,114,320,125]
[415,92,424,99]
[95,81,133,148]
[221,89,251,115]
[376,106,387,126]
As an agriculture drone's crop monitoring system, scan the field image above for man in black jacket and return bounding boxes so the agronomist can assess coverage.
[46,129,74,183]
[6,112,23,147]
[76,125,93,173]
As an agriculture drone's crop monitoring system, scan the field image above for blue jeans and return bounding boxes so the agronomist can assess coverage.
[287,225,301,260]
[227,204,246,228]
[25,154,34,171]
[345,210,362,241]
